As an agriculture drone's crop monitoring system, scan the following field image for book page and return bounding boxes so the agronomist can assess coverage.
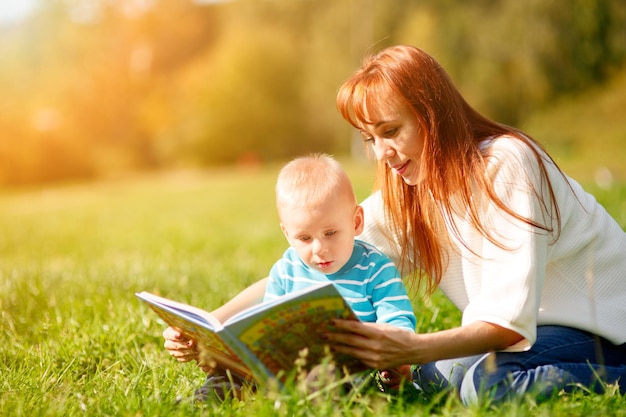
[224,282,331,325]
[136,292,255,380]
[136,292,222,328]
[223,284,363,379]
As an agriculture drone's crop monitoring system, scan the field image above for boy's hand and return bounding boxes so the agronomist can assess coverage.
[378,364,412,390]
[163,327,220,374]
[163,326,199,363]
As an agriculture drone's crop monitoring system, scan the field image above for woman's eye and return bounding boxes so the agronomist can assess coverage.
[359,131,374,142]
[384,127,398,137]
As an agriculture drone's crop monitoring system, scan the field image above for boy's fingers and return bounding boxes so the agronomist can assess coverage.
[163,326,183,340]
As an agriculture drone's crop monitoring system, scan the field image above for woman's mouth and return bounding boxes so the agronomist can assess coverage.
[391,161,409,176]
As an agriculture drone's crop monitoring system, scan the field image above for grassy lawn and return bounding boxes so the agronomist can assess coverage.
[0,161,624,416]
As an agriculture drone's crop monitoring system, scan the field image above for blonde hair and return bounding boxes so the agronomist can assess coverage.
[337,45,562,293]
[276,154,357,213]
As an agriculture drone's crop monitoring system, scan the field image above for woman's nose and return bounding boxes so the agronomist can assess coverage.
[372,139,394,161]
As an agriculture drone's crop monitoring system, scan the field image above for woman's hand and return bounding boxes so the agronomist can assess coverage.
[325,319,419,370]
[327,319,524,371]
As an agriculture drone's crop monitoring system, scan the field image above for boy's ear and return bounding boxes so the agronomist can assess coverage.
[280,223,289,238]
[354,205,365,235]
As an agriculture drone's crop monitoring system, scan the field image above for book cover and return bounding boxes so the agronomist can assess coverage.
[136,282,362,384]
[135,291,258,380]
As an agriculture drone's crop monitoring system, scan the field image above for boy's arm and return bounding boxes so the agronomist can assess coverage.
[371,269,416,332]
[163,278,268,368]
[210,277,268,322]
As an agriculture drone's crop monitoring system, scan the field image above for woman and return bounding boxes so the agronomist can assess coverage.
[164,45,626,404]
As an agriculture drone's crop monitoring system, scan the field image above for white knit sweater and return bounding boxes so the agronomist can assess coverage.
[359,135,626,350]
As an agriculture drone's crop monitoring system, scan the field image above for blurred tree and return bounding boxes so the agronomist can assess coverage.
[393,0,626,124]
[172,23,306,164]
[0,1,97,184]
[0,0,624,185]
[0,0,221,183]
[165,0,356,165]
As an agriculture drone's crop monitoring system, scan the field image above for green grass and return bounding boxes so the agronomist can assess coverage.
[1,161,624,416]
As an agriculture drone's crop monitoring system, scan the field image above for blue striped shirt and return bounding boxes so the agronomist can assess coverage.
[264,240,416,332]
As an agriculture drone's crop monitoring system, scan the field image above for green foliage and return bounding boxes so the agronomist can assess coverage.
[0,163,624,416]
[394,0,626,123]
[525,70,626,185]
[173,20,307,164]
[0,0,625,185]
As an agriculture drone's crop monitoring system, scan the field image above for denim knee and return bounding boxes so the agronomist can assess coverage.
[414,355,484,396]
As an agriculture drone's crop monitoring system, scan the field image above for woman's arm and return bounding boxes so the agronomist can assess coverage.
[326,319,522,370]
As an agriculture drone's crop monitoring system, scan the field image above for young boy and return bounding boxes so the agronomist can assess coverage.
[266,154,415,329]
[195,154,416,400]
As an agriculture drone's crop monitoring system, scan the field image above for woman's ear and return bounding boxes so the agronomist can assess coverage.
[354,205,365,235]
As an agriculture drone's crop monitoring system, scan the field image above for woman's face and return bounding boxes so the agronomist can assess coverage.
[358,98,425,186]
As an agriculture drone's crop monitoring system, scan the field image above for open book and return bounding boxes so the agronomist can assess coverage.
[136,282,364,384]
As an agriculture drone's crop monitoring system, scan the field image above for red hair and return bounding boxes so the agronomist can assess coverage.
[337,45,561,293]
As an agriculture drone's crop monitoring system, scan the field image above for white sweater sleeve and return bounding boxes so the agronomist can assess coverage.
[455,137,564,351]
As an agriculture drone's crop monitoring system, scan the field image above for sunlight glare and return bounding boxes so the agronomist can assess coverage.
[0,0,38,25]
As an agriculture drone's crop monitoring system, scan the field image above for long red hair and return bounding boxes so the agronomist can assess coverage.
[337,45,562,293]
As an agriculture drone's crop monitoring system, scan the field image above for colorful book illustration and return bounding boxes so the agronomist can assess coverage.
[136,282,363,384]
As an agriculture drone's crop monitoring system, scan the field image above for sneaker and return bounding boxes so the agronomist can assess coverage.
[193,373,245,402]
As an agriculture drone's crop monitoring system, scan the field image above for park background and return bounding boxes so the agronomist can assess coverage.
[0,0,625,186]
[1,1,625,416]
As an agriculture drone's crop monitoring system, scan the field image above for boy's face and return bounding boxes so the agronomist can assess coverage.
[279,196,364,275]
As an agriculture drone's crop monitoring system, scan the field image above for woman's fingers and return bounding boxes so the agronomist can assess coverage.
[325,319,418,369]
[326,320,385,348]
[331,318,378,335]
[323,320,388,368]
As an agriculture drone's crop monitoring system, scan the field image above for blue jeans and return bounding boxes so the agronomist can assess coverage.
[414,326,626,405]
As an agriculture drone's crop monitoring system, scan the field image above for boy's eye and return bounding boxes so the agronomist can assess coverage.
[324,230,337,237]
[298,236,311,242]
